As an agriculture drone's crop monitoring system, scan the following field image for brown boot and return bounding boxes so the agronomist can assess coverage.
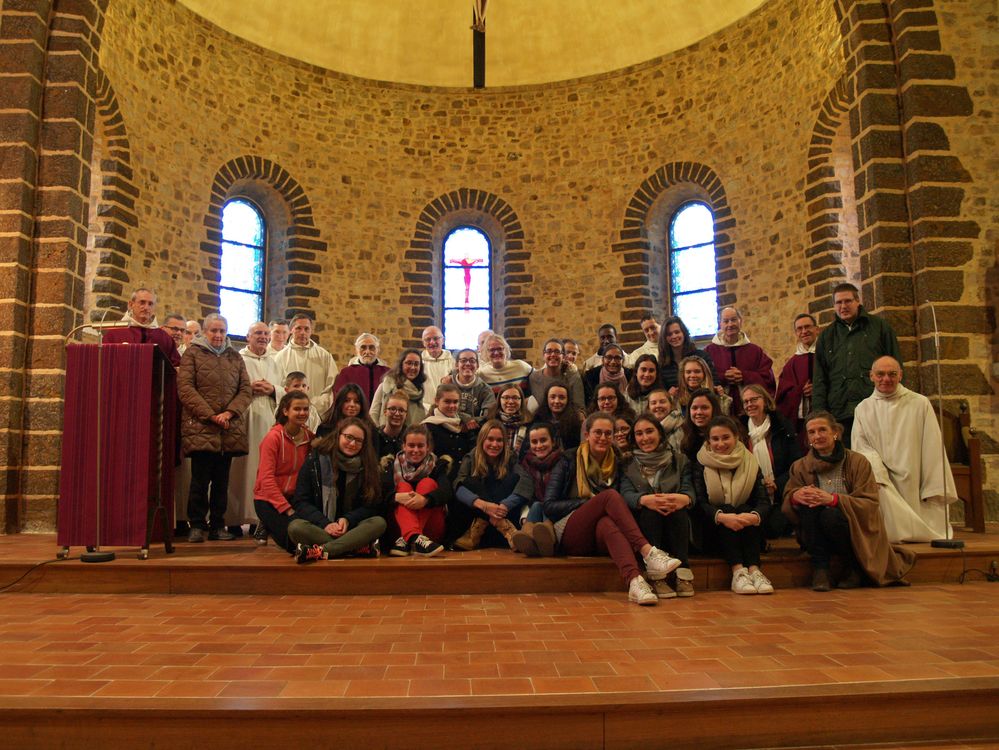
[454,518,488,551]
[511,522,540,556]
[532,519,557,557]
[494,518,518,550]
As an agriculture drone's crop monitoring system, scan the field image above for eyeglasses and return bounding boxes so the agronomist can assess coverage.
[596,396,616,403]
[742,396,764,405]
[543,349,562,356]
[589,429,613,438]
[164,326,185,334]
[614,426,630,435]
[340,433,365,445]
[500,395,522,402]
[457,357,478,365]
[424,335,443,342]
[487,347,505,354]
[385,406,407,414]
[603,355,623,362]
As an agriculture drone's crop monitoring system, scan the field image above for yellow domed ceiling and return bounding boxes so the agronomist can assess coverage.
[178,0,768,87]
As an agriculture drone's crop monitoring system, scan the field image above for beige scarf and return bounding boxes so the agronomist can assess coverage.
[696,440,759,507]
[575,442,616,500]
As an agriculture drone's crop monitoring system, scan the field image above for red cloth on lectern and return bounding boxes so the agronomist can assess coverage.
[103,325,181,367]
[58,343,177,548]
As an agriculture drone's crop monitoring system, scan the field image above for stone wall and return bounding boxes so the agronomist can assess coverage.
[0,0,995,531]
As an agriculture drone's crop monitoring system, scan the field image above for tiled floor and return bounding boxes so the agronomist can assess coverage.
[0,583,996,701]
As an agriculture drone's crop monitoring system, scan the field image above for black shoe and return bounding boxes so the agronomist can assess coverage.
[295,543,325,564]
[227,525,244,538]
[252,525,269,546]
[187,527,206,543]
[208,527,235,541]
[812,568,831,592]
[837,568,862,589]
[409,534,443,557]
[352,540,381,559]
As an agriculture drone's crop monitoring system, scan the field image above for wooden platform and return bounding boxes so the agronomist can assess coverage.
[2,529,997,596]
[0,531,997,749]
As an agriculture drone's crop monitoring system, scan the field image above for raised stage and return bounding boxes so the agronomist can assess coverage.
[0,531,997,749]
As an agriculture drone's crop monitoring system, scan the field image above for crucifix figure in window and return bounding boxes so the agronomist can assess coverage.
[457,255,483,309]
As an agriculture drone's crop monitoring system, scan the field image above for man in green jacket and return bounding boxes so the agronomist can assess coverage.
[812,283,901,446]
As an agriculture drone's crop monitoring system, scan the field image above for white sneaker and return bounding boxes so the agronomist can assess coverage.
[628,576,658,606]
[750,569,774,594]
[652,579,677,599]
[731,568,757,595]
[643,546,682,581]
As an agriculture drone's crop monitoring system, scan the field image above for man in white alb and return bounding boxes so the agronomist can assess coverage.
[273,314,338,415]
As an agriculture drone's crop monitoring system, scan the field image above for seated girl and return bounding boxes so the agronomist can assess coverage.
[647,387,685,453]
[288,417,388,562]
[676,355,732,415]
[422,383,478,476]
[533,382,582,450]
[386,424,449,557]
[691,415,773,594]
[253,390,315,552]
[510,422,562,557]
[543,411,681,606]
[587,383,637,422]
[621,413,696,598]
[487,385,531,456]
[624,354,665,415]
[317,382,376,438]
[452,419,533,550]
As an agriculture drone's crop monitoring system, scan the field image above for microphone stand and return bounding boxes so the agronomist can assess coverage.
[926,301,964,550]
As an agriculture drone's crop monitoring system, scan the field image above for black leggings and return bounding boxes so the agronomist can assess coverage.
[253,500,296,553]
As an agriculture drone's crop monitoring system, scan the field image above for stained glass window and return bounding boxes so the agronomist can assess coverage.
[442,226,491,351]
[220,198,265,338]
[668,202,717,337]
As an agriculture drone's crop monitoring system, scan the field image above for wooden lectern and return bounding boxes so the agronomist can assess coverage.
[57,343,177,559]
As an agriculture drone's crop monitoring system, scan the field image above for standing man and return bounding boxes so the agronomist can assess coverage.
[582,323,620,372]
[704,307,775,416]
[184,319,201,352]
[274,314,338,415]
[625,314,661,367]
[161,313,187,352]
[333,332,389,404]
[851,356,957,542]
[776,313,818,451]
[103,287,180,367]
[267,318,290,355]
[421,325,454,407]
[812,283,901,445]
[227,321,284,535]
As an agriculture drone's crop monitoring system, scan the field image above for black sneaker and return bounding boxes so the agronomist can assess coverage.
[409,534,443,557]
[295,543,325,564]
[187,527,206,543]
[252,525,269,546]
[389,536,411,557]
[208,527,235,541]
[352,540,380,559]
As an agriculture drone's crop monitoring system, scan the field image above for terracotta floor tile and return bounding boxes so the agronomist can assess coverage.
[31,679,108,697]
[94,679,169,697]
[218,680,287,698]
[443,663,500,679]
[343,678,409,697]
[385,664,445,680]
[469,677,535,695]
[0,678,48,696]
[531,676,597,694]
[155,680,227,698]
[498,662,558,678]
[279,679,350,698]
[407,678,471,696]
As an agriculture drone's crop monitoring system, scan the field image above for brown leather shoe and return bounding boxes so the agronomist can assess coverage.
[494,518,518,550]
[812,568,832,592]
[454,518,488,551]
[511,522,540,556]
[532,520,557,557]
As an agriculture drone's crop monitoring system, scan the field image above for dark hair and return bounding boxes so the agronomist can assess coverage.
[276,390,309,425]
[284,371,307,388]
[269,318,289,327]
[527,421,557,443]
[587,382,637,421]
[391,348,426,387]
[706,415,742,440]
[534,382,581,448]
[626,354,662,400]
[583,411,623,459]
[321,383,375,432]
[311,417,381,504]
[401,423,435,452]
[631,411,668,450]
[680,388,723,456]
[658,316,696,367]
[793,313,817,327]
[598,323,617,334]
[832,282,860,299]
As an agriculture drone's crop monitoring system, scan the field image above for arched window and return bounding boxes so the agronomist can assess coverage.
[442,226,491,350]
[219,198,266,338]
[668,201,718,337]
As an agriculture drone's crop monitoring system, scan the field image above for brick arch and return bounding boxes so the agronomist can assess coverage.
[203,156,327,320]
[404,188,532,358]
[614,162,735,348]
[803,75,856,326]
[85,69,139,320]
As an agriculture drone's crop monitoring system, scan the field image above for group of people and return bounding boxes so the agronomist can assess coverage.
[109,280,962,605]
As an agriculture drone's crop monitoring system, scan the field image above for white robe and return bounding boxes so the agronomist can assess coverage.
[625,340,658,367]
[226,348,284,525]
[852,384,958,542]
[273,340,338,415]
[421,350,455,410]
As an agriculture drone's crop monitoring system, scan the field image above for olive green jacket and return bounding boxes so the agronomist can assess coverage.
[811,307,901,421]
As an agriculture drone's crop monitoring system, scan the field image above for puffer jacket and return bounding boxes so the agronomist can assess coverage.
[178,338,253,456]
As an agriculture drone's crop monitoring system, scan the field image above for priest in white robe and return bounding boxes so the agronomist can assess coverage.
[227,322,284,528]
[273,314,338,415]
[852,356,958,542]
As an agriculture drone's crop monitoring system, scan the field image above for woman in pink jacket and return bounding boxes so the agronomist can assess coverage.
[253,390,315,552]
